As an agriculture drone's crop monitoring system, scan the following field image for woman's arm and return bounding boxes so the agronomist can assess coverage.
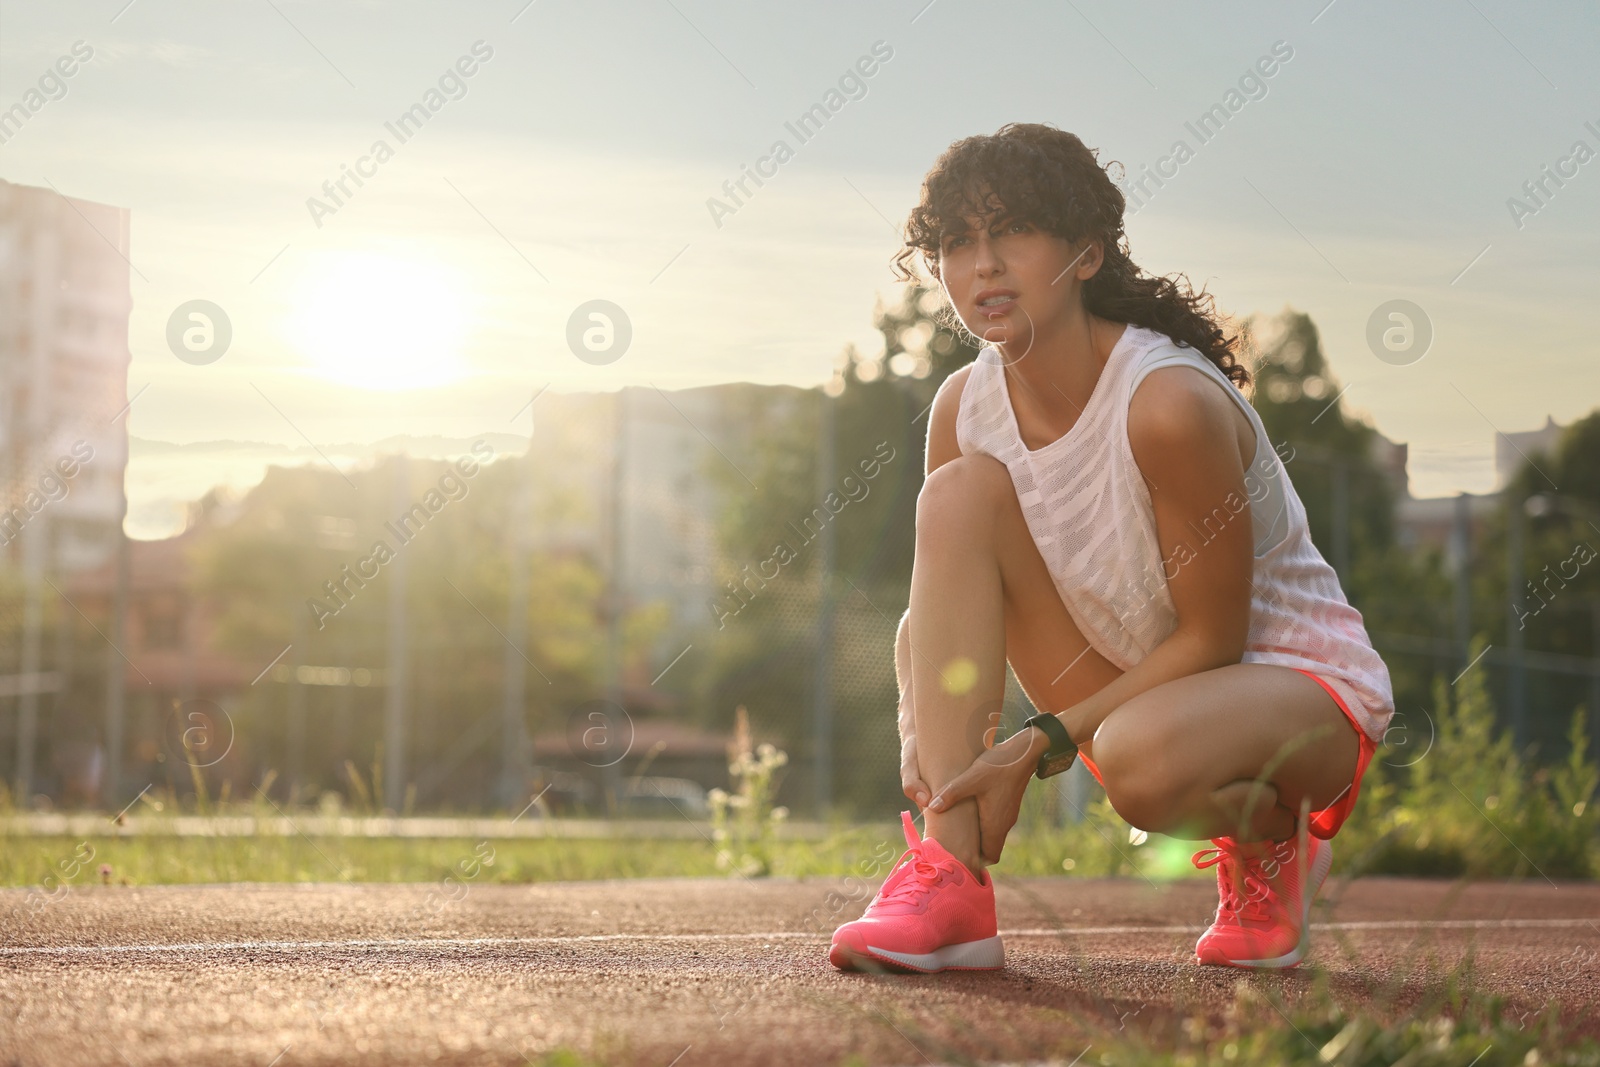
[1041,365,1257,755]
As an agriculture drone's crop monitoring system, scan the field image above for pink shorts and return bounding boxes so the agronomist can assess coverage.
[1075,666,1377,841]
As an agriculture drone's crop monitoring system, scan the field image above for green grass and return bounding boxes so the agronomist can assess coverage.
[1331,637,1599,882]
[1,833,717,886]
[0,820,1212,888]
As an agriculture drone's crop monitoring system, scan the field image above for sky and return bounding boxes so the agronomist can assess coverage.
[1,0,1597,532]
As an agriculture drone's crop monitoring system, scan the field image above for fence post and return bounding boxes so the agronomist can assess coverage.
[812,390,835,815]
[1452,492,1473,677]
[384,456,409,811]
[1506,492,1527,751]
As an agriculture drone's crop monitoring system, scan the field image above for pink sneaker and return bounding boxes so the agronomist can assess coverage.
[829,811,1004,973]
[1190,832,1332,969]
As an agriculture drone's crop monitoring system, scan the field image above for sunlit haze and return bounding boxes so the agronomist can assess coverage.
[1,0,1597,520]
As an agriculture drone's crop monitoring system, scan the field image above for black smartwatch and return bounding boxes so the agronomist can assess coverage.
[1021,712,1078,779]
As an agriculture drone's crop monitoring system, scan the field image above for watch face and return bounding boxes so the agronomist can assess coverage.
[1038,750,1078,779]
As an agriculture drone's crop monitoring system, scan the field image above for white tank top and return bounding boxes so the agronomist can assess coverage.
[955,323,1395,742]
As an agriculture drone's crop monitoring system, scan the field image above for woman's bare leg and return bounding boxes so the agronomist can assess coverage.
[907,454,1363,866]
[906,454,1122,872]
[1088,663,1362,844]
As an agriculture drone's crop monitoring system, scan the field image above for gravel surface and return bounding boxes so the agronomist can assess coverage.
[2,875,1596,1066]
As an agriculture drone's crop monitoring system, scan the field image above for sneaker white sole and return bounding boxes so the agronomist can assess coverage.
[854,935,1006,973]
[1216,838,1335,969]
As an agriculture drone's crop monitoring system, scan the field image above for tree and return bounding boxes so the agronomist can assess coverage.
[189,453,662,807]
[697,283,980,815]
[1243,308,1399,560]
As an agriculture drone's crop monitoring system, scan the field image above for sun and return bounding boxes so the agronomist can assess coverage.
[285,251,471,390]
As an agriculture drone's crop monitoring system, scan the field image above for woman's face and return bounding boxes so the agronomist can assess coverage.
[937,211,1099,352]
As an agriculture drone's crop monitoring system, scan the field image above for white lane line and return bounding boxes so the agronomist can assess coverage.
[0,933,821,956]
[1,918,1595,957]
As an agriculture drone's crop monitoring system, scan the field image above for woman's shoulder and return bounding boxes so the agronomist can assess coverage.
[925,359,982,473]
[933,356,990,419]
[1127,359,1235,428]
[1122,325,1235,424]
[942,357,980,397]
[1121,324,1193,369]
[1122,328,1237,399]
[1125,339,1257,477]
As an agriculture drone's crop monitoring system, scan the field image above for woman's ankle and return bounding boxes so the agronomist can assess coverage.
[923,814,984,877]
[947,846,986,880]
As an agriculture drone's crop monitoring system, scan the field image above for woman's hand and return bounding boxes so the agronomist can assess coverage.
[896,735,934,809]
[925,728,1041,864]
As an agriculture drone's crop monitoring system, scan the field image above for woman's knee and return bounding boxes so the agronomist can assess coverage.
[916,454,1013,535]
[1090,706,1187,830]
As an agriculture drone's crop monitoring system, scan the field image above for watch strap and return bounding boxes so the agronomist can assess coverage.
[1022,712,1078,779]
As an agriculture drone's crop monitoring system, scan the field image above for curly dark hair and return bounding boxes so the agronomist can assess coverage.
[892,122,1249,388]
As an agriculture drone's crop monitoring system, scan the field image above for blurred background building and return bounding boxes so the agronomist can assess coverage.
[0,179,131,807]
[0,179,130,570]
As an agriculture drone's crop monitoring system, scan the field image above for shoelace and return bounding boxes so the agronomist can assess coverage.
[876,843,960,908]
[1191,837,1295,924]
